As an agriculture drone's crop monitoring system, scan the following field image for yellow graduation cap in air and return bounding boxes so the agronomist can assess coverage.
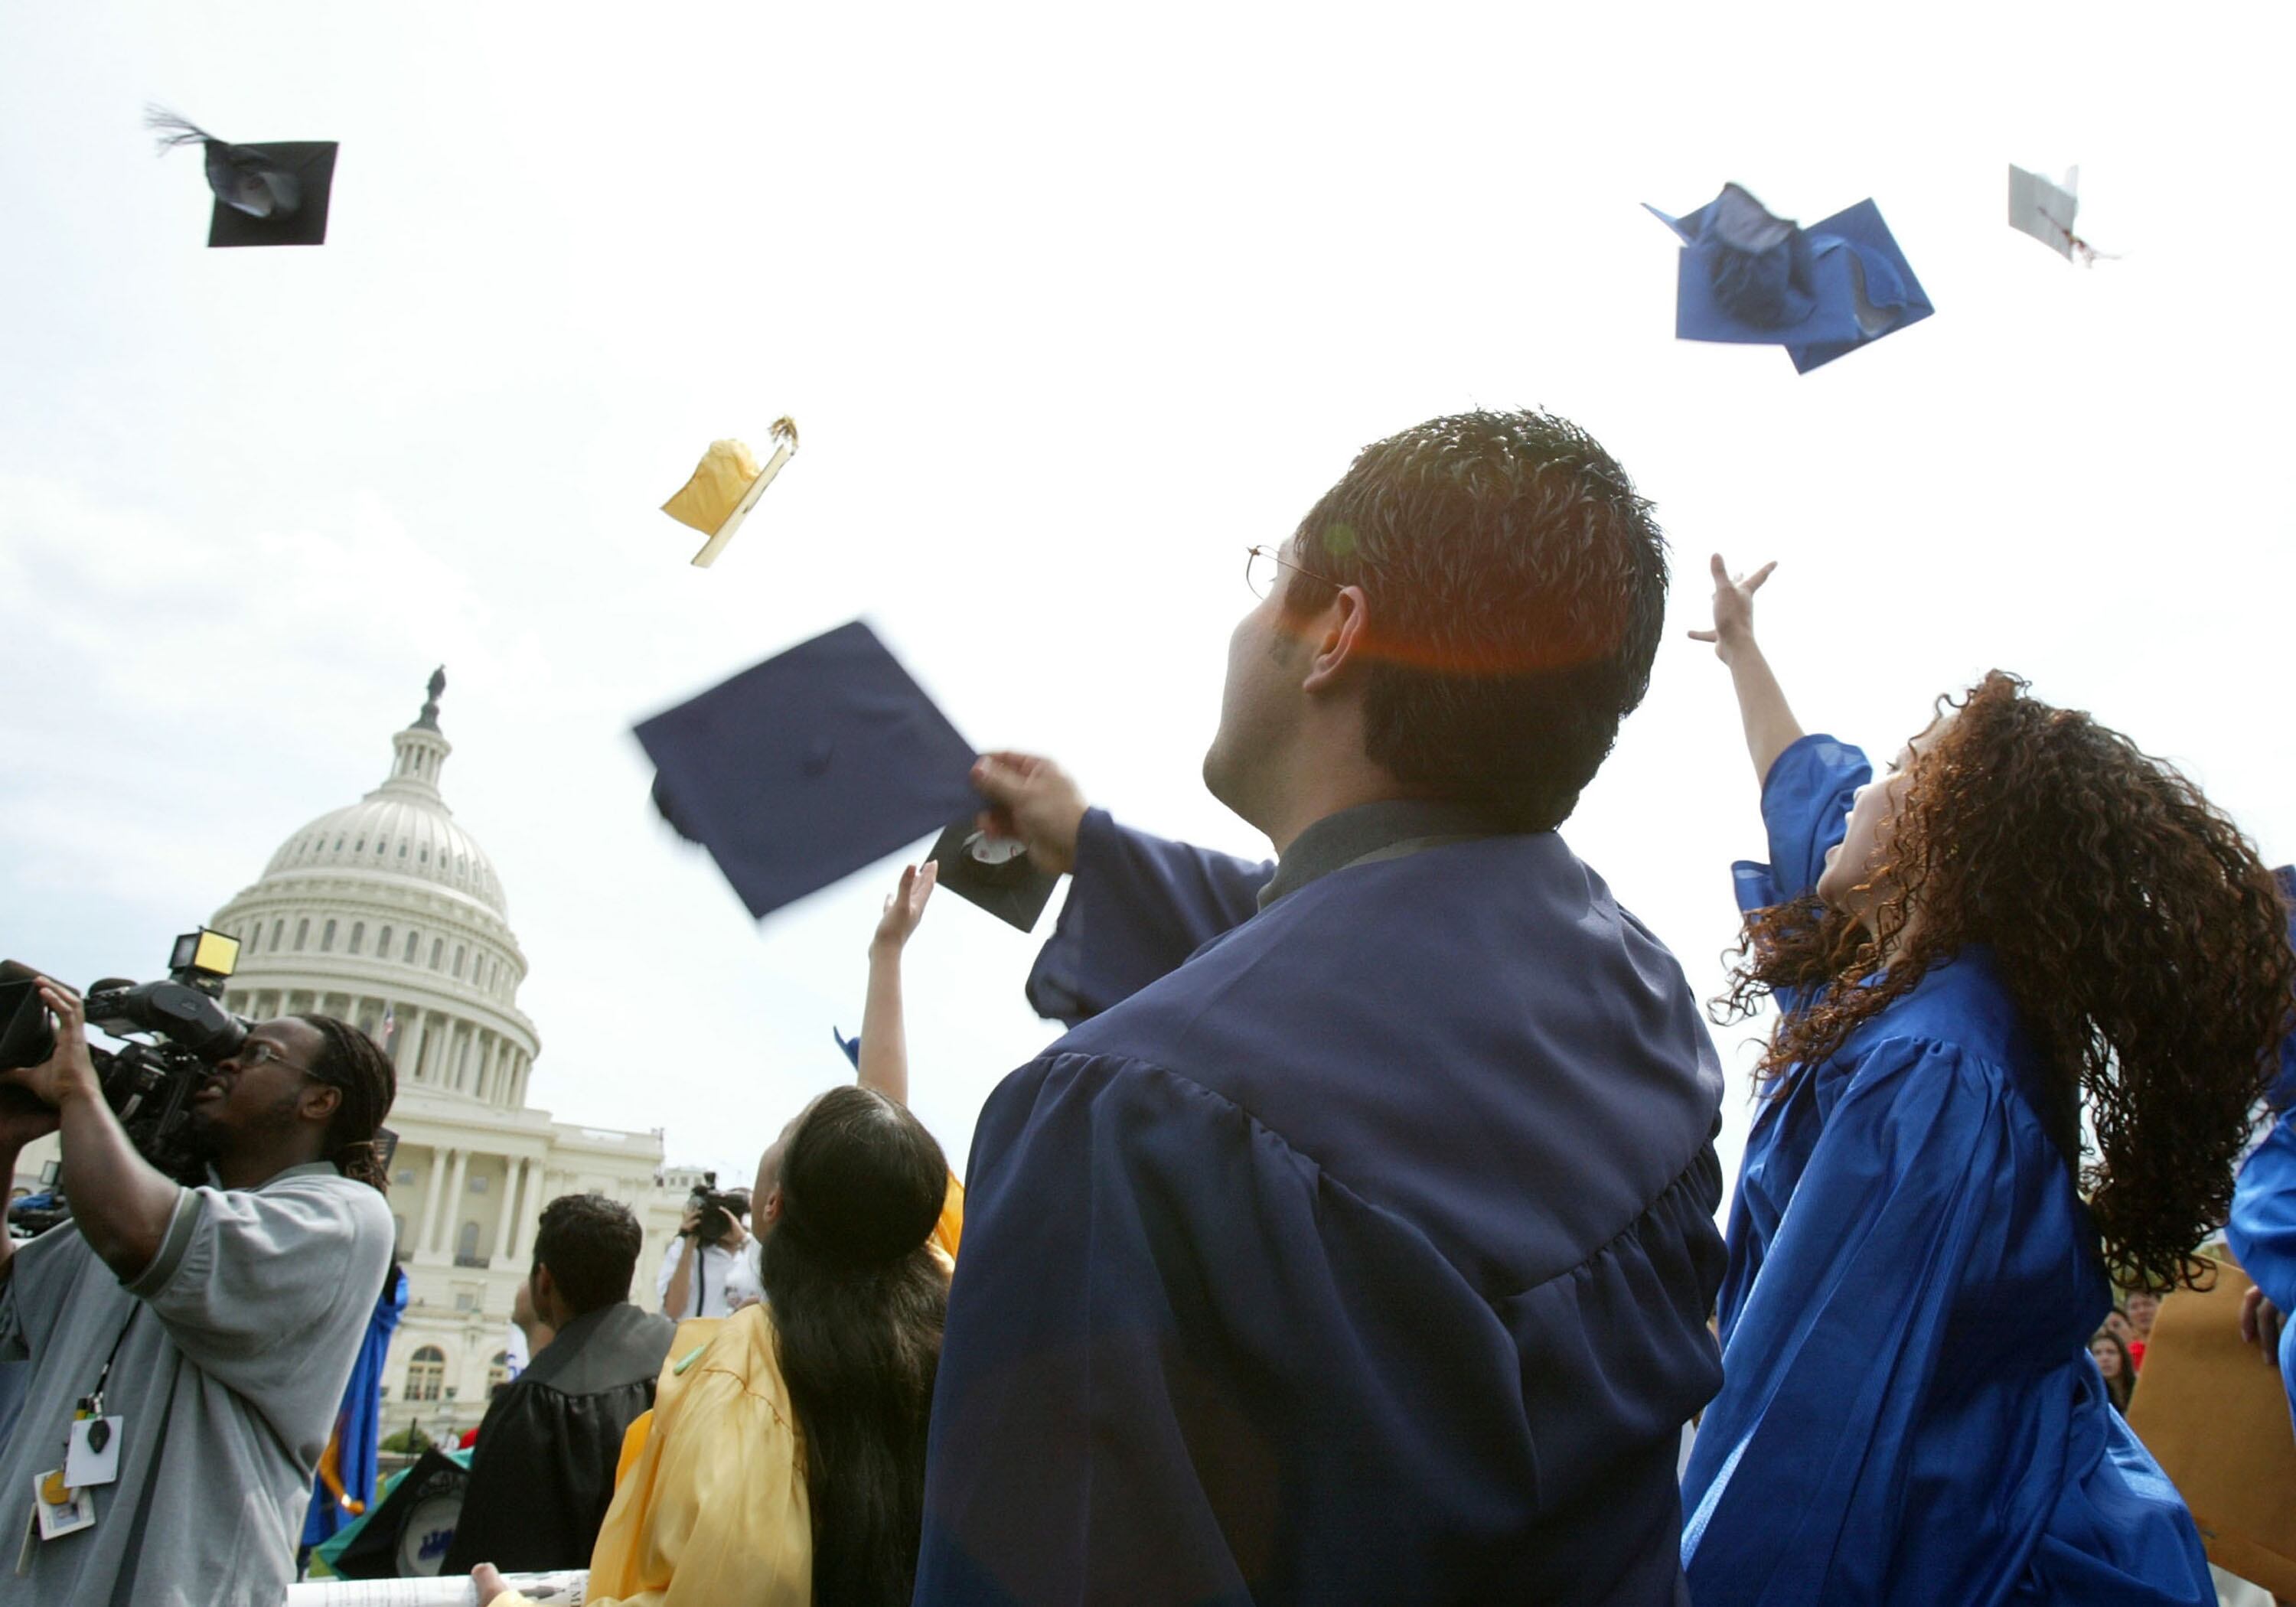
[661,417,800,568]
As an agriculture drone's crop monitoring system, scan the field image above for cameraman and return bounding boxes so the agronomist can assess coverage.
[655,1185,759,1320]
[0,981,395,1607]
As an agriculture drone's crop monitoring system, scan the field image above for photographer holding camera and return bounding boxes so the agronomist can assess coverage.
[655,1178,758,1321]
[0,980,395,1607]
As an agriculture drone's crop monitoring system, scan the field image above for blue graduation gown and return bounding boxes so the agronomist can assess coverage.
[1682,736,2211,1607]
[1023,812,1270,1026]
[920,807,1728,1604]
[2223,865,2296,1439]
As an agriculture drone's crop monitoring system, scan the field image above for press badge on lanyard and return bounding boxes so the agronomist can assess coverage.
[20,1309,134,1566]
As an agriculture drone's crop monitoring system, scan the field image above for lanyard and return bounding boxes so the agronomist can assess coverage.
[70,1304,139,1452]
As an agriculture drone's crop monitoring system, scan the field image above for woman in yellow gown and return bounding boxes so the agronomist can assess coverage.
[482,1082,952,1607]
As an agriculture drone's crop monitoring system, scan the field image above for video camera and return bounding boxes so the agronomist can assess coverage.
[684,1170,750,1248]
[0,928,249,1182]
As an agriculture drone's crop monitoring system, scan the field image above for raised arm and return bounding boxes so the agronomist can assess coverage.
[858,860,937,1107]
[1688,554,1805,788]
[973,751,1271,1026]
[659,1211,700,1320]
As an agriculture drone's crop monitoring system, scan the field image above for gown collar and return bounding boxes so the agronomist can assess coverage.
[1260,798,1502,910]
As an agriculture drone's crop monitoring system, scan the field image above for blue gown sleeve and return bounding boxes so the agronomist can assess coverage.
[1023,808,1272,1026]
[1681,1038,2208,1606]
[918,1057,1574,1605]
[1731,735,1871,915]
[2227,1113,2296,1436]
[2263,866,2296,1114]
[2223,862,2296,1433]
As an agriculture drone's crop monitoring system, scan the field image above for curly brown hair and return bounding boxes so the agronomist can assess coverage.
[1718,671,2294,1292]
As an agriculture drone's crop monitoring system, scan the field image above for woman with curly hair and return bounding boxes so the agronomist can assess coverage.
[1678,556,2292,1607]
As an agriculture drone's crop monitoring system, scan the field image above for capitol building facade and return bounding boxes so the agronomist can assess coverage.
[33,675,697,1439]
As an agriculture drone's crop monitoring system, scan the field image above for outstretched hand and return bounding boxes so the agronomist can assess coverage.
[1686,553,1777,659]
[971,752,1089,878]
[872,860,938,954]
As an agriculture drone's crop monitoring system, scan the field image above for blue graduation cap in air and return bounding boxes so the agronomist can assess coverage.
[1645,183,1933,373]
[634,620,983,921]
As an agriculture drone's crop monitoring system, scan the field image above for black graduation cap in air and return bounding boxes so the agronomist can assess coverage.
[148,106,339,247]
[638,621,999,922]
[925,820,1060,932]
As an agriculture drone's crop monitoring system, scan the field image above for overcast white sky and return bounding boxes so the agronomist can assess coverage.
[5,4,2292,1205]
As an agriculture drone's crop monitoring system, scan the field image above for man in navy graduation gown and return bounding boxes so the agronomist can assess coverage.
[918,410,1727,1605]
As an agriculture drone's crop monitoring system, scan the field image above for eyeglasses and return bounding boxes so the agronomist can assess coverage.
[229,1039,323,1081]
[1244,543,1349,600]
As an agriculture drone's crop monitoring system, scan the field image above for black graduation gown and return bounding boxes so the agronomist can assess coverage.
[442,1302,676,1574]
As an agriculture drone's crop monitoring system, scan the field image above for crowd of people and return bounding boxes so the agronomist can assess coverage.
[5,407,2296,1605]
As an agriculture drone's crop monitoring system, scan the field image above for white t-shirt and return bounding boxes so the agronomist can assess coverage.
[654,1231,762,1319]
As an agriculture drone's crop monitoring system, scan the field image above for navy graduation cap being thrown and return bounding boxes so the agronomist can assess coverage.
[634,619,1056,931]
[1646,182,1932,371]
[148,106,339,248]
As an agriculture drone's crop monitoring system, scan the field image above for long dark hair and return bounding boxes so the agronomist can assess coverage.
[1718,673,2294,1291]
[760,1087,948,1606]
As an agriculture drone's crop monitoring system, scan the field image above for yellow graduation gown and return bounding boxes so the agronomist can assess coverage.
[504,1304,810,1606]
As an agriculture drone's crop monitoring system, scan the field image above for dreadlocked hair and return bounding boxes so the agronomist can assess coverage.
[295,1015,399,1195]
[1717,671,2294,1292]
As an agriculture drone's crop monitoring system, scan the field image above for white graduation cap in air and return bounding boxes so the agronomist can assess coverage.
[2007,165,2107,264]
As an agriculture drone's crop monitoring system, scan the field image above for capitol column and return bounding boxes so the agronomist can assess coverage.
[493,1157,526,1263]
[431,1147,472,1255]
[510,1170,546,1262]
[398,1009,429,1081]
[422,1012,447,1085]
[415,1146,452,1259]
